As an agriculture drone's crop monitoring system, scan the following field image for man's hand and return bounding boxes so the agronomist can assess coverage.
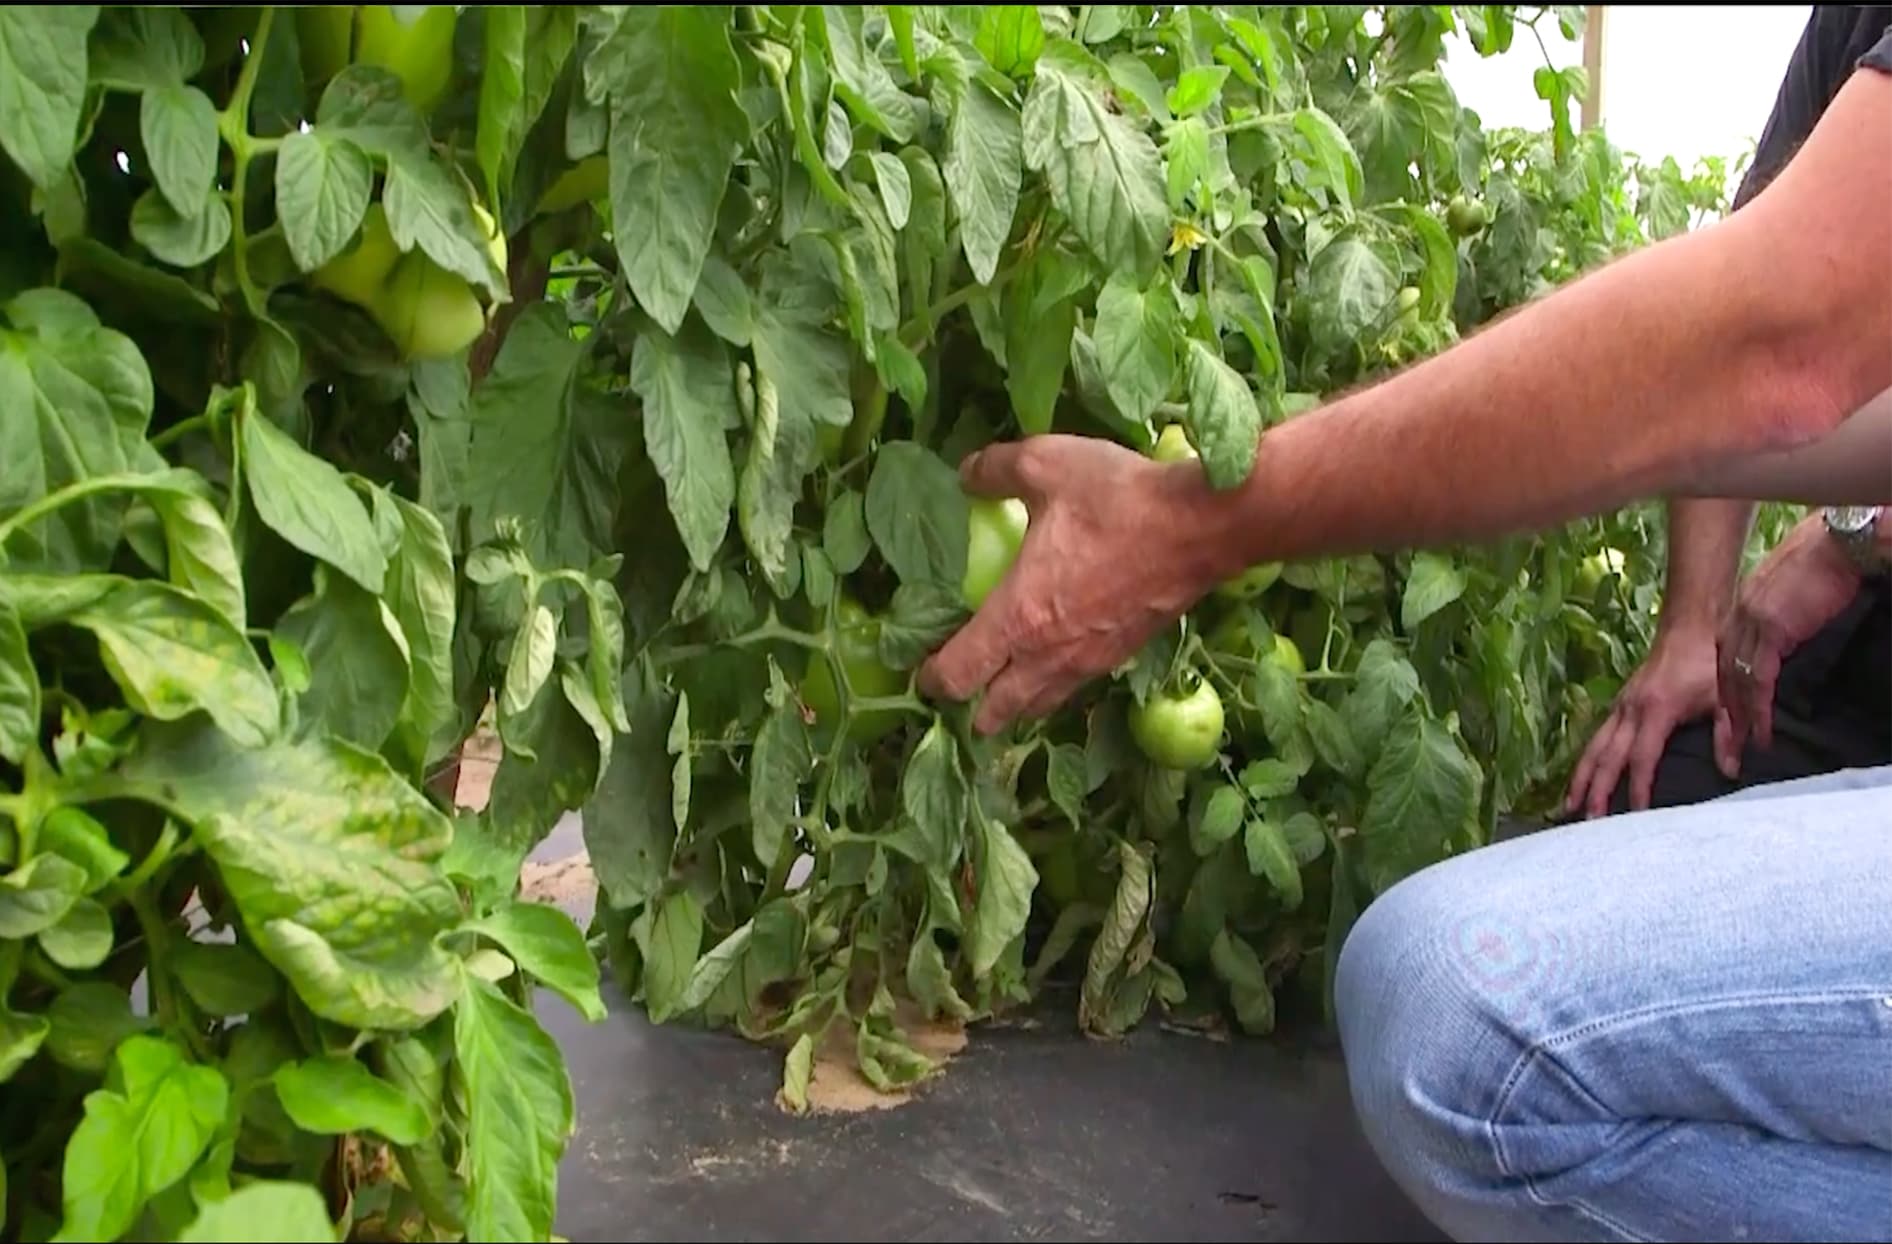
[1713,516,1863,776]
[917,436,1231,735]
[1564,621,1720,818]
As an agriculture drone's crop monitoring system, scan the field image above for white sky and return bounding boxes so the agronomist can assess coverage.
[1441,6,1811,170]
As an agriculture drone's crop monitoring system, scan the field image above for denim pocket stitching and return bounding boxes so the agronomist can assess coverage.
[1483,988,1892,1242]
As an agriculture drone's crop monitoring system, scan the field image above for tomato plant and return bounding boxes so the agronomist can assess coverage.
[0,4,1761,1239]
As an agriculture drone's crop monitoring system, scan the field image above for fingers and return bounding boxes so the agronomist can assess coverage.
[1625,706,1677,812]
[1583,713,1638,820]
[1565,712,1624,817]
[1714,704,1741,779]
[918,608,1011,705]
[1747,645,1783,750]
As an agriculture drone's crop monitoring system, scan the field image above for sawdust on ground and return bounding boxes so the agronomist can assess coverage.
[790,999,970,1115]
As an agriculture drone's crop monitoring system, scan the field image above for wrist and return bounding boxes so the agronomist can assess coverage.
[1165,460,1271,599]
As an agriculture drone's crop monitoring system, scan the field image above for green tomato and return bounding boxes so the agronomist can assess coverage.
[1128,673,1225,771]
[1215,561,1282,602]
[1574,546,1626,598]
[353,5,458,114]
[1150,423,1197,463]
[296,6,356,86]
[1395,285,1421,314]
[799,596,906,746]
[533,155,610,217]
[371,252,486,360]
[1210,616,1303,675]
[962,497,1029,609]
[1037,839,1080,908]
[311,203,399,308]
[1447,194,1489,236]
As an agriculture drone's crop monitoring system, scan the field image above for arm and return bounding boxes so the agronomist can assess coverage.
[1658,499,1755,629]
[1674,385,1892,504]
[918,69,1892,733]
[1185,67,1892,581]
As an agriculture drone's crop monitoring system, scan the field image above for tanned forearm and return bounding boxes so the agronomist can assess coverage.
[1659,499,1755,630]
[1182,69,1892,579]
[1674,385,1892,504]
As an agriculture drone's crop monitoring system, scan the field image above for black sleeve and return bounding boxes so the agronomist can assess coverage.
[1732,8,1892,209]
[1861,23,1892,74]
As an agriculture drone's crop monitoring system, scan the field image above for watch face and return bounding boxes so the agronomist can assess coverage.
[1828,505,1880,535]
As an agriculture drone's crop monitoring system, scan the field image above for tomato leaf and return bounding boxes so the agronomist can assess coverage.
[975,6,1046,76]
[1189,785,1245,856]
[45,984,144,1075]
[128,189,232,269]
[38,806,129,892]
[877,582,967,670]
[1022,63,1167,280]
[38,898,111,970]
[738,368,818,597]
[592,7,745,333]
[1209,929,1275,1035]
[475,5,526,210]
[750,675,812,870]
[1167,65,1229,118]
[0,6,99,190]
[175,1181,336,1243]
[172,941,280,1017]
[966,816,1036,979]
[583,665,677,910]
[274,1055,430,1145]
[120,721,462,1030]
[56,1035,228,1243]
[935,49,1022,285]
[241,405,388,592]
[866,442,970,589]
[1081,841,1153,1028]
[463,304,631,569]
[1183,339,1261,490]
[1403,550,1468,629]
[0,605,38,764]
[1360,707,1484,894]
[0,289,155,571]
[275,130,373,273]
[1244,819,1303,909]
[901,720,968,872]
[454,974,575,1244]
[276,567,409,751]
[0,854,86,938]
[1093,271,1179,422]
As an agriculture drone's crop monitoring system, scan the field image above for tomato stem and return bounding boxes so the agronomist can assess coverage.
[220,6,277,318]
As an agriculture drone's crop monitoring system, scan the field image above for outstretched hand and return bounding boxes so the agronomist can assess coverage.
[918,435,1234,735]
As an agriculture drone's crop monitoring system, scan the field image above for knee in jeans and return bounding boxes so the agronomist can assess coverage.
[1335,860,1521,1184]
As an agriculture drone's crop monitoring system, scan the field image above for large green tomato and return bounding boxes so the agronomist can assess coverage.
[1447,194,1490,236]
[533,155,609,216]
[799,596,906,746]
[371,252,485,360]
[1128,674,1225,771]
[311,203,399,308]
[1574,546,1626,598]
[353,5,458,114]
[296,6,355,86]
[962,497,1029,609]
[1215,561,1282,602]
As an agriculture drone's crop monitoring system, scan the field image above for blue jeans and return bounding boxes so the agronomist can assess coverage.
[1335,765,1892,1242]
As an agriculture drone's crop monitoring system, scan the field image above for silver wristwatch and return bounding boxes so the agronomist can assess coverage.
[1823,505,1888,574]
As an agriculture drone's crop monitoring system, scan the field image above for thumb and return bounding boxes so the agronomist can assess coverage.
[959,441,1047,504]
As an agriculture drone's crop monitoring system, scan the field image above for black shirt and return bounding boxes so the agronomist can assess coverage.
[1733,7,1892,208]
